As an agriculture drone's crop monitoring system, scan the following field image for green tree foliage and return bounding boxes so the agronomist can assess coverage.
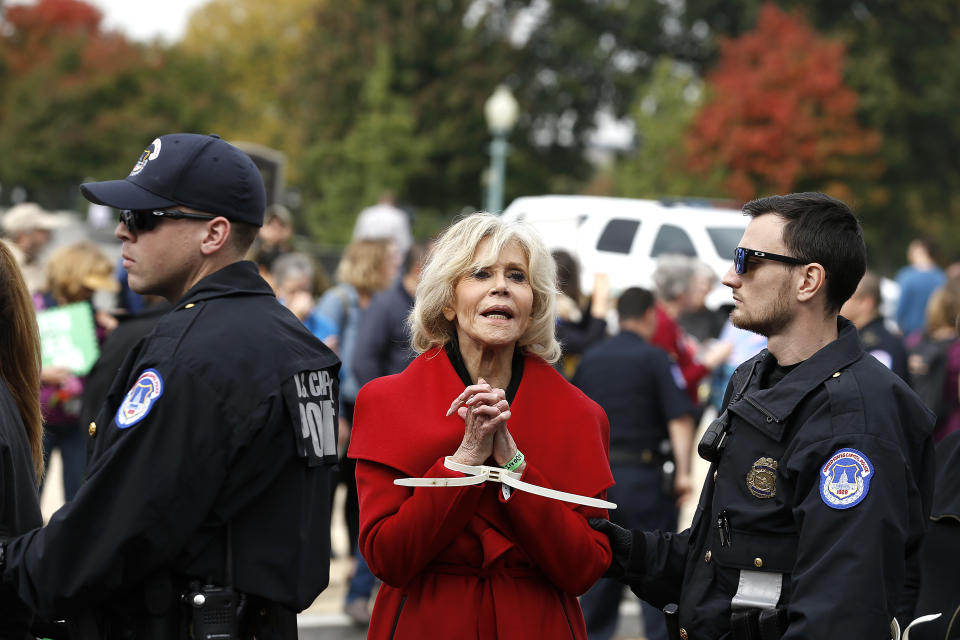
[302,45,430,244]
[180,0,316,183]
[0,0,229,209]
[607,57,725,200]
[295,1,518,240]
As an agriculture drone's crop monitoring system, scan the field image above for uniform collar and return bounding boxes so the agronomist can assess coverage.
[175,260,273,308]
[735,317,863,439]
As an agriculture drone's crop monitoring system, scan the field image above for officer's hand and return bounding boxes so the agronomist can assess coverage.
[673,472,694,507]
[589,518,633,580]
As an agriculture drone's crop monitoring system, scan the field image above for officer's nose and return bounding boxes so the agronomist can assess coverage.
[721,264,740,289]
[115,220,133,242]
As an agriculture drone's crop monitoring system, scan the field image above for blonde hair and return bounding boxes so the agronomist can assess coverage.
[45,241,115,305]
[0,241,45,480]
[409,212,560,363]
[925,280,960,335]
[335,238,394,296]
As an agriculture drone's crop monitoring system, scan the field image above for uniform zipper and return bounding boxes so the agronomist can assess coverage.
[745,396,779,423]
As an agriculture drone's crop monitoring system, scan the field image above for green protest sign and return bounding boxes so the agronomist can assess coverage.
[36,302,100,376]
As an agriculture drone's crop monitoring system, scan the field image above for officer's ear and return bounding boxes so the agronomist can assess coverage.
[796,262,827,303]
[199,217,231,256]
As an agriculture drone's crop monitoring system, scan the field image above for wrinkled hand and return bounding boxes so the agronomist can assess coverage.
[589,518,633,581]
[448,378,511,466]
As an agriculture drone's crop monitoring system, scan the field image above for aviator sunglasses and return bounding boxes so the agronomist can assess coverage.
[119,209,217,234]
[734,246,806,275]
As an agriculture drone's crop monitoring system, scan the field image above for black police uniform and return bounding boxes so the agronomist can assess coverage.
[0,380,42,637]
[858,315,909,382]
[622,318,935,639]
[2,261,340,639]
[574,330,693,640]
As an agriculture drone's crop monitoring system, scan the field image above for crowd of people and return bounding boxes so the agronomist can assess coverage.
[0,139,958,639]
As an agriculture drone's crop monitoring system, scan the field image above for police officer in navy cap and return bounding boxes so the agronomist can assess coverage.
[0,133,340,639]
[591,193,935,640]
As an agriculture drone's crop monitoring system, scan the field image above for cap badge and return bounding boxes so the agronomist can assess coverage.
[130,137,162,176]
[746,457,778,499]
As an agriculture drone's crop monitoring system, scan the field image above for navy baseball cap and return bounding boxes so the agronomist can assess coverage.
[80,133,266,226]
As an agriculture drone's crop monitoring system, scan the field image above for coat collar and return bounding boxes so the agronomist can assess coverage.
[732,317,864,440]
[175,260,273,307]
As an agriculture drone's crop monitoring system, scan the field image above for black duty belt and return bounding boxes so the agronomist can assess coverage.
[609,448,670,466]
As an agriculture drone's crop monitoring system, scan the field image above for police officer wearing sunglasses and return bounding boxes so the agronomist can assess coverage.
[0,133,340,639]
[591,193,935,640]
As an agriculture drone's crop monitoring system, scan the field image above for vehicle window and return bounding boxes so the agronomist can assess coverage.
[706,227,744,261]
[651,224,696,257]
[596,218,640,254]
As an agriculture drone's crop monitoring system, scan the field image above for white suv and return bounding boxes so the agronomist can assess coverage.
[501,195,748,309]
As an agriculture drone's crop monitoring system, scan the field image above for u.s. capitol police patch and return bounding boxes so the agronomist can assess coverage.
[115,369,164,429]
[819,448,872,509]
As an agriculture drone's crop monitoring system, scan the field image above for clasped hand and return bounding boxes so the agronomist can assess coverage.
[447,378,521,470]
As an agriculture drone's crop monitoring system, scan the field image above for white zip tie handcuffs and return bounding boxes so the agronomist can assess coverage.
[394,457,616,509]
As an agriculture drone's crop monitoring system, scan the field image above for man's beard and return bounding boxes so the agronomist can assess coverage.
[729,284,792,338]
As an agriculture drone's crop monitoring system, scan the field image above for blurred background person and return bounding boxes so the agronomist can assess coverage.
[552,249,609,379]
[908,422,960,639]
[309,237,397,583]
[1,202,67,295]
[248,203,296,286]
[651,254,731,414]
[907,279,960,443]
[349,212,612,639]
[677,259,726,343]
[352,191,412,265]
[34,241,118,502]
[897,237,945,342]
[0,241,45,638]
[574,287,694,640]
[840,270,909,381]
[341,239,430,625]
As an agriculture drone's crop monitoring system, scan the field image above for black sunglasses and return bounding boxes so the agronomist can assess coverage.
[734,246,806,275]
[119,209,216,234]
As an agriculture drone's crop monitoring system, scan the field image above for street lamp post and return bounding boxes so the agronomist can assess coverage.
[484,85,519,214]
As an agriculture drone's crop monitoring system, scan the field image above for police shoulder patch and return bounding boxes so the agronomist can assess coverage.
[819,447,872,509]
[116,368,164,429]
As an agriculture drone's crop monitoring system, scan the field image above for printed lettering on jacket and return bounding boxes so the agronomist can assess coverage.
[283,368,339,466]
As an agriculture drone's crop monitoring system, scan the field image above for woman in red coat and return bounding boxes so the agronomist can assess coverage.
[349,212,614,639]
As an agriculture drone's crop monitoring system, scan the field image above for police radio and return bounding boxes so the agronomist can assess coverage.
[185,526,244,640]
[698,409,730,463]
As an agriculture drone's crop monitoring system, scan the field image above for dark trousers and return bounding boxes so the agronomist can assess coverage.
[41,421,87,501]
[581,464,677,640]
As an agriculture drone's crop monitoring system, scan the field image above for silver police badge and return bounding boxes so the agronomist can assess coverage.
[746,457,778,499]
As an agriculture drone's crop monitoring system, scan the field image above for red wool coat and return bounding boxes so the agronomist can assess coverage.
[349,348,615,639]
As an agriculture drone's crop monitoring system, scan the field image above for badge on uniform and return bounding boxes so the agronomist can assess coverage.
[283,368,339,467]
[819,448,873,509]
[746,457,778,499]
[115,368,164,429]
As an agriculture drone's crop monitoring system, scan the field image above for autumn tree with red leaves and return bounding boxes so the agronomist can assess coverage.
[0,0,228,208]
[686,3,882,203]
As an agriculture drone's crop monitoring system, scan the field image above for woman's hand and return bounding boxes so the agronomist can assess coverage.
[448,378,511,466]
[493,427,525,473]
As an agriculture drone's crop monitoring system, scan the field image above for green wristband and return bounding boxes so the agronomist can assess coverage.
[502,450,525,472]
